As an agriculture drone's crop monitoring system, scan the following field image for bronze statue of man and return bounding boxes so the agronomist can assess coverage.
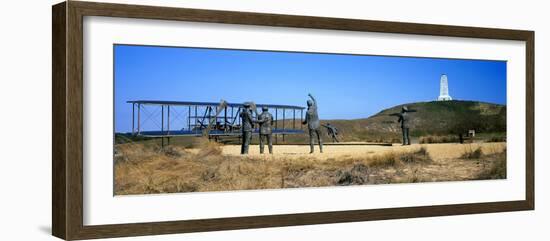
[240,102,254,154]
[302,93,323,153]
[322,122,339,143]
[255,106,274,154]
[390,106,417,145]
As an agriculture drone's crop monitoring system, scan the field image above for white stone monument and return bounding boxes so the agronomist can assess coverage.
[437,74,452,101]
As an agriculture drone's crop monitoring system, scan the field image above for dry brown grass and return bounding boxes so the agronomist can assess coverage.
[116,141,434,194]
[114,141,506,195]
[474,148,507,180]
[461,145,483,159]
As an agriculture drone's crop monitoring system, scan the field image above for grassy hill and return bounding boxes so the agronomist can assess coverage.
[362,100,505,135]
[284,100,506,143]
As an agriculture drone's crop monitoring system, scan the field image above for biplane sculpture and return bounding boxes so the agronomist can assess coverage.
[127,100,306,143]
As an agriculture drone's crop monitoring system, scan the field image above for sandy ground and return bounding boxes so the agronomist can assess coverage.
[219,142,506,160]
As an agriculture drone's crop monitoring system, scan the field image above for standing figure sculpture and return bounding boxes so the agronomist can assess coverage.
[390,106,417,145]
[322,123,340,143]
[302,93,323,153]
[240,102,254,154]
[255,106,274,154]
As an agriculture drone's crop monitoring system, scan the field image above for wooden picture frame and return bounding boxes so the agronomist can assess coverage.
[52,1,534,240]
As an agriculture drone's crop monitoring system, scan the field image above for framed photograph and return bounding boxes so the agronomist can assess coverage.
[52,1,534,240]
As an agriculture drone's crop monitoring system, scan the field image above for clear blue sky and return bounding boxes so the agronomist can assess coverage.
[114,45,506,133]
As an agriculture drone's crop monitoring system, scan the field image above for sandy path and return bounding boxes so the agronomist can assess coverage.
[220,142,506,160]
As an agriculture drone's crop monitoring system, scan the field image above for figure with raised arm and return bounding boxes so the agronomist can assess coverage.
[302,93,323,153]
[389,106,417,145]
